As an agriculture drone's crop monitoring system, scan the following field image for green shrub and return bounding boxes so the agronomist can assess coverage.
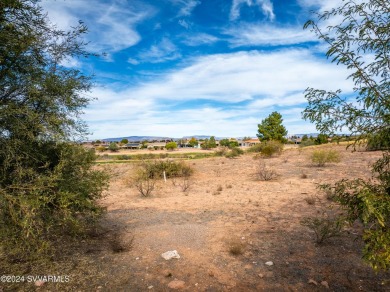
[96,145,107,152]
[310,149,341,166]
[166,142,178,151]
[301,214,344,244]
[247,141,283,157]
[214,148,228,156]
[141,160,193,179]
[247,143,262,153]
[225,147,244,158]
[0,144,109,259]
[108,142,119,152]
[260,140,283,157]
[299,139,316,147]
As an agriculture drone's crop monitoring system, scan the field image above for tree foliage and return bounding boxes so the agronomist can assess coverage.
[188,137,198,147]
[0,0,108,259]
[108,142,119,152]
[257,111,287,142]
[166,141,178,150]
[303,0,390,270]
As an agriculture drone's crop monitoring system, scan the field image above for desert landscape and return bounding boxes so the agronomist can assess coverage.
[3,144,389,291]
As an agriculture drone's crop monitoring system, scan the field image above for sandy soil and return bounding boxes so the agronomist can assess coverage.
[2,144,389,291]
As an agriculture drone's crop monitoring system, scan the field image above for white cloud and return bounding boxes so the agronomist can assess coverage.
[84,49,354,138]
[181,33,219,46]
[178,19,191,29]
[230,0,275,21]
[136,38,181,63]
[225,24,315,47]
[41,0,154,54]
[177,0,201,17]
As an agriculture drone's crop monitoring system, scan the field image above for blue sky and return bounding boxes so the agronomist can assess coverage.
[41,0,353,139]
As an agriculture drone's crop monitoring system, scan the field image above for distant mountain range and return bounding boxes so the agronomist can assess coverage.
[98,133,322,142]
[101,135,230,142]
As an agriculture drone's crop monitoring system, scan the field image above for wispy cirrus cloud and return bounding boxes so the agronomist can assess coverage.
[41,0,155,54]
[176,0,201,17]
[181,33,219,46]
[224,23,315,47]
[230,0,275,21]
[129,38,181,64]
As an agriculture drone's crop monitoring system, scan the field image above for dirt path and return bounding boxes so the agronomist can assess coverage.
[2,145,389,291]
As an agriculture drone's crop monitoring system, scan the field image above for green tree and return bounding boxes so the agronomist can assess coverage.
[257,112,288,143]
[0,0,108,259]
[166,141,178,151]
[303,0,390,270]
[219,139,230,147]
[188,137,198,147]
[315,133,329,145]
[121,138,129,145]
[208,136,217,148]
[108,142,119,152]
[302,135,308,141]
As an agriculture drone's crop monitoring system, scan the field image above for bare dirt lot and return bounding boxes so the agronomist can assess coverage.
[2,144,390,291]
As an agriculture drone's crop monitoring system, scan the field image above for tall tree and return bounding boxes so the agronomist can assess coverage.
[303,0,390,270]
[0,0,108,258]
[257,111,287,142]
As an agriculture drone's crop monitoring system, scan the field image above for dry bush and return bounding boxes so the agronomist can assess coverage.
[301,214,344,244]
[310,149,341,166]
[109,232,134,253]
[177,174,192,192]
[217,185,223,192]
[304,196,316,205]
[255,161,278,181]
[300,201,345,244]
[133,169,155,197]
[226,238,246,256]
[300,172,308,179]
[225,147,244,158]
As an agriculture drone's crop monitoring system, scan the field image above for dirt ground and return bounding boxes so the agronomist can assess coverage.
[2,144,390,291]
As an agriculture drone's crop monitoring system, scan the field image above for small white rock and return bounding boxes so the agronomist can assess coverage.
[265,261,274,266]
[148,285,154,289]
[161,250,181,260]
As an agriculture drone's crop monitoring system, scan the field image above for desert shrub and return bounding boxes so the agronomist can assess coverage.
[141,160,193,180]
[96,145,107,152]
[214,147,228,157]
[255,161,278,181]
[247,140,283,157]
[217,185,223,192]
[0,144,109,259]
[260,140,284,157]
[299,139,316,147]
[225,147,244,158]
[301,213,344,244]
[310,149,341,166]
[304,196,316,205]
[227,238,246,256]
[133,169,155,197]
[108,142,119,152]
[247,143,263,153]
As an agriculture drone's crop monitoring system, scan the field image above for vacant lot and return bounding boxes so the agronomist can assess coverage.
[2,144,389,291]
